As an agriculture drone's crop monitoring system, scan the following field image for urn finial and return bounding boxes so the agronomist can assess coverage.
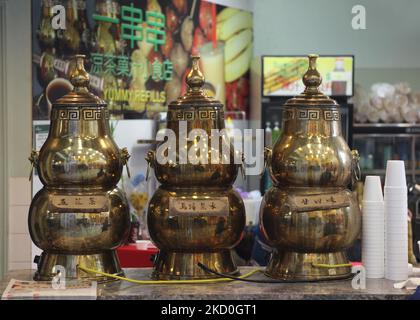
[186,55,205,91]
[70,54,90,90]
[303,54,322,94]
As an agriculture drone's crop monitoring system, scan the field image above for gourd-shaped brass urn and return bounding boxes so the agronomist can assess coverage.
[28,55,131,281]
[260,55,361,280]
[146,55,246,279]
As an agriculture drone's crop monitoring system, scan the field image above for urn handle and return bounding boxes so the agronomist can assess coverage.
[120,147,131,178]
[351,149,361,184]
[240,152,246,181]
[28,150,39,181]
[262,147,272,178]
[145,150,156,181]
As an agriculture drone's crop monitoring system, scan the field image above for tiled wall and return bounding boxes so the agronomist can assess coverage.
[8,177,32,270]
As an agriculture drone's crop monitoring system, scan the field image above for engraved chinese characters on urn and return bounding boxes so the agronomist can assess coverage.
[146,55,246,279]
[28,55,131,281]
[260,55,361,280]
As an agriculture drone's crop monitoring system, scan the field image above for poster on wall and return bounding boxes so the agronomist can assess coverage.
[262,56,354,97]
[31,0,253,120]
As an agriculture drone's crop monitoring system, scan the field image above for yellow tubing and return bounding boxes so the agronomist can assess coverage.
[312,263,352,268]
[77,265,262,285]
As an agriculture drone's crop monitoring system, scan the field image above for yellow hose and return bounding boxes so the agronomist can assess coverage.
[312,263,352,268]
[77,265,262,285]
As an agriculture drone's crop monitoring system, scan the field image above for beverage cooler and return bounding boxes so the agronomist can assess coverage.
[254,55,355,194]
[353,123,420,261]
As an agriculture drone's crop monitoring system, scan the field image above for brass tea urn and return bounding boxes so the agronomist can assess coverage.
[260,55,361,281]
[28,55,131,281]
[146,55,246,279]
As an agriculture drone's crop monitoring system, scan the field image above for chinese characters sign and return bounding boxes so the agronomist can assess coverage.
[50,195,108,211]
[169,197,229,217]
[32,0,253,120]
[290,192,350,212]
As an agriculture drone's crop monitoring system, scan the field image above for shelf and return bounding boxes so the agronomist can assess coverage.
[361,169,420,175]
[353,123,420,134]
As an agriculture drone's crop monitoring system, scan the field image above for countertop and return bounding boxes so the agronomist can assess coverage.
[0,268,414,300]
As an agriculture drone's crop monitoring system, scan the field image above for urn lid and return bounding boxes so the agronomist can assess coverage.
[54,55,106,106]
[168,55,223,108]
[285,54,339,107]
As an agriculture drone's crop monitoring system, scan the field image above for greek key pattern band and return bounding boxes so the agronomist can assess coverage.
[52,108,110,120]
[283,108,340,121]
[168,109,223,121]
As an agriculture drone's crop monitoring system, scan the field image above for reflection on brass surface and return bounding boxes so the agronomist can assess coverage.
[28,55,130,281]
[146,56,245,279]
[260,55,361,281]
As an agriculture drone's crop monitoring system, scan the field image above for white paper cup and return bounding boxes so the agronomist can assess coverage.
[386,228,408,233]
[385,252,408,258]
[363,209,385,214]
[385,268,409,273]
[363,235,385,241]
[366,270,385,275]
[365,269,385,273]
[363,232,385,237]
[363,234,385,239]
[386,223,408,229]
[385,274,408,281]
[386,236,408,241]
[363,244,385,248]
[385,212,408,218]
[384,185,408,191]
[363,210,385,215]
[363,257,384,261]
[384,199,407,205]
[363,218,385,222]
[363,227,384,231]
[386,258,408,264]
[364,265,384,269]
[363,250,385,255]
[366,274,385,279]
[363,255,385,260]
[384,191,408,197]
[364,220,385,224]
[385,201,408,205]
[386,263,408,267]
[363,205,385,210]
[364,263,385,267]
[385,263,409,268]
[364,253,385,258]
[384,185,408,192]
[363,235,385,240]
[363,176,383,202]
[363,240,384,244]
[384,199,408,204]
[386,221,408,226]
[364,265,385,270]
[385,160,407,187]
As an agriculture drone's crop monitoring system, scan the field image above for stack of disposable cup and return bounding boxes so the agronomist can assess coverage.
[384,160,408,281]
[362,176,385,278]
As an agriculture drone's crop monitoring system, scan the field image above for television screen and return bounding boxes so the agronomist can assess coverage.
[262,56,354,97]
